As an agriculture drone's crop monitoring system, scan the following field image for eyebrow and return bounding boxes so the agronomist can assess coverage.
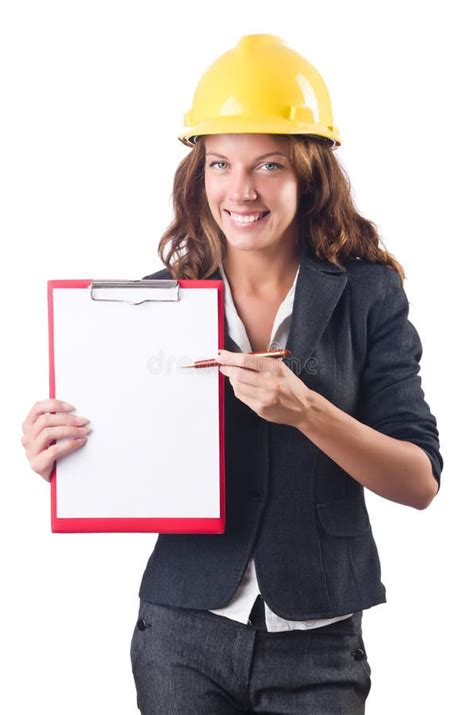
[205,151,288,161]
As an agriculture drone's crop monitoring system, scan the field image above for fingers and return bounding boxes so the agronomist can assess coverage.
[22,399,75,433]
[28,410,89,443]
[30,437,89,483]
[216,350,283,374]
[21,399,90,483]
[219,364,262,386]
[29,424,92,457]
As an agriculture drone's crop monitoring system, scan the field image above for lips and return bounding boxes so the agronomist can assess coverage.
[224,210,271,220]
[224,209,270,215]
[224,210,271,229]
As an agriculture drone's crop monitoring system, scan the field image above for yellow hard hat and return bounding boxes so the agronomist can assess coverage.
[178,34,341,149]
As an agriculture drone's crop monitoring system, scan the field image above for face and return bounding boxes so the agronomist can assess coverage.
[203,134,300,255]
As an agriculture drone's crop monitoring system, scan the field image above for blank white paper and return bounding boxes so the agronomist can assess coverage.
[52,284,221,519]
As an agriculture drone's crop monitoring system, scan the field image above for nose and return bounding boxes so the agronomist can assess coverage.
[227,168,257,202]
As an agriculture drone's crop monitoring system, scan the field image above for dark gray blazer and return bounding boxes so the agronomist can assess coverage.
[138,252,443,619]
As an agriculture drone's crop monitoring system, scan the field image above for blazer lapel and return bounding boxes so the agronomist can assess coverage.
[285,255,347,377]
[207,255,348,371]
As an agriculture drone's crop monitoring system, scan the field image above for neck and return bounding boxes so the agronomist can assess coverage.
[221,242,302,296]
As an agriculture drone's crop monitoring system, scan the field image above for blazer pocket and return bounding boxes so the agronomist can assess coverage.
[316,496,371,537]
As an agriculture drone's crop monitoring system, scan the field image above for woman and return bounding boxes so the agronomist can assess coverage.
[21,35,442,713]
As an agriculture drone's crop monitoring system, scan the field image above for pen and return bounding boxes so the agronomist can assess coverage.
[181,349,291,369]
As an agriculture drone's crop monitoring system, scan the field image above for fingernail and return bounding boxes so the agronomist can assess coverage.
[61,402,75,410]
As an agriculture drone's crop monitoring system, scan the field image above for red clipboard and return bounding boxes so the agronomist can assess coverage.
[48,277,225,534]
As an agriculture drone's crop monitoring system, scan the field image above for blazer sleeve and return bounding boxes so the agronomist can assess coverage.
[358,266,443,492]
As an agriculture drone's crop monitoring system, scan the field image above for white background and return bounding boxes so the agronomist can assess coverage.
[1,1,472,712]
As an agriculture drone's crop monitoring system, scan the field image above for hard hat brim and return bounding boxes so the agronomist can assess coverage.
[178,119,341,149]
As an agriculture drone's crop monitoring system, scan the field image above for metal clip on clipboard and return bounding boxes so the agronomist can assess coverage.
[90,280,180,306]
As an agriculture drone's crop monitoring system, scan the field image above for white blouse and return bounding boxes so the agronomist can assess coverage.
[209,262,353,632]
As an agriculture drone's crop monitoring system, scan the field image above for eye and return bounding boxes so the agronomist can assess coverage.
[260,162,282,171]
[207,161,283,171]
[208,161,228,169]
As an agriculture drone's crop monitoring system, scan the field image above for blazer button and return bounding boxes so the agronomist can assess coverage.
[352,648,365,661]
[137,617,151,631]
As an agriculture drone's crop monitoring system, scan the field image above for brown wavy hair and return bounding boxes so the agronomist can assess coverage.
[156,134,405,283]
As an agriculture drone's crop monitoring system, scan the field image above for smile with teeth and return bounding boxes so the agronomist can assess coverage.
[225,210,270,225]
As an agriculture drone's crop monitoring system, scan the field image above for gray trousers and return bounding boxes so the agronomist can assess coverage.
[130,596,372,714]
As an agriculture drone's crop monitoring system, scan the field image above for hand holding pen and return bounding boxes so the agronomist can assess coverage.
[189,347,312,429]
